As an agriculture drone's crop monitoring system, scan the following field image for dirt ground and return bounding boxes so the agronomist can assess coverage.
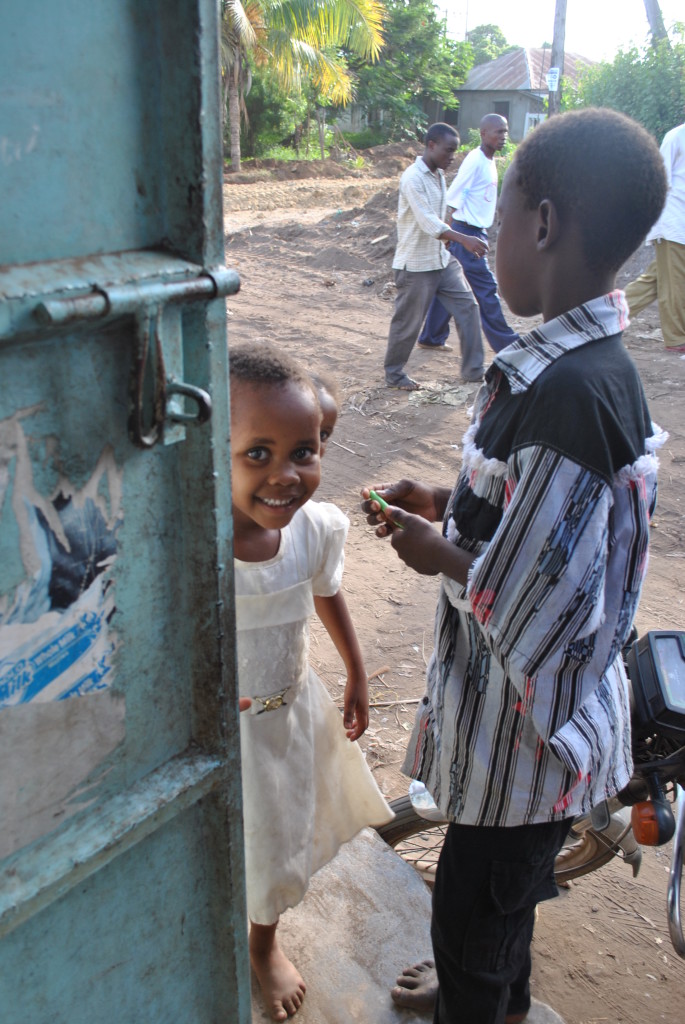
[223,156,685,1024]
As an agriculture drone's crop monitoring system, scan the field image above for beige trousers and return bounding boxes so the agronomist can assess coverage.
[624,238,685,350]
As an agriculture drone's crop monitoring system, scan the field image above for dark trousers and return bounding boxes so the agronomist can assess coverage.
[419,222,518,354]
[432,818,572,1024]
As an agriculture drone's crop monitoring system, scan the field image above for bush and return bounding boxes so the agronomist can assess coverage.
[340,127,388,149]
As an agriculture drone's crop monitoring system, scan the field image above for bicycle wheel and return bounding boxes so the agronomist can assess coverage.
[376,796,621,889]
[377,796,447,888]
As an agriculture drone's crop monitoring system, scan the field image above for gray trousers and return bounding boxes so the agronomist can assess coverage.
[384,260,484,384]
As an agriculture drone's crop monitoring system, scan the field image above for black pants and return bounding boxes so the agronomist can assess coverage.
[432,818,573,1024]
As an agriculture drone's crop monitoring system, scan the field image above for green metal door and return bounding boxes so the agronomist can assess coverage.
[0,2,249,1021]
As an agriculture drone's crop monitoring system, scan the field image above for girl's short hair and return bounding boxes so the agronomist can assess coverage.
[229,343,315,395]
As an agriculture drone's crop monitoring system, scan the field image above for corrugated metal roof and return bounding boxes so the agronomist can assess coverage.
[459,47,596,93]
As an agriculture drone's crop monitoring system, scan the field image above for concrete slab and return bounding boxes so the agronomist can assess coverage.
[250,828,566,1024]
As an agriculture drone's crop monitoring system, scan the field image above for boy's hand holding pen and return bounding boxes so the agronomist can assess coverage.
[361,479,446,531]
[368,489,405,531]
[361,482,464,579]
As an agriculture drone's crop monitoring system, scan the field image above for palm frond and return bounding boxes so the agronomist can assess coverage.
[261,0,384,59]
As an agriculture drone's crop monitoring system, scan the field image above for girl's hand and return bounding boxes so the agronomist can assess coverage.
[360,480,447,536]
[343,669,369,741]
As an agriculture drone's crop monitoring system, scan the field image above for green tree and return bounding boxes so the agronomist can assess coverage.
[240,63,309,158]
[352,0,473,139]
[571,29,685,141]
[220,0,384,170]
[466,23,512,66]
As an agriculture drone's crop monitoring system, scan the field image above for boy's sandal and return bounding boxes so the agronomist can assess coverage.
[386,377,420,391]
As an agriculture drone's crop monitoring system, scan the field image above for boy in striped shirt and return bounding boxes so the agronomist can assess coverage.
[363,109,668,1024]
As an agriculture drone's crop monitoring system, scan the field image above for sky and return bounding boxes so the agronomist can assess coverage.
[442,0,683,63]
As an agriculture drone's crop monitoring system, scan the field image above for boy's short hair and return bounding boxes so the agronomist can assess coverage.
[513,108,667,274]
[425,122,459,146]
[229,343,315,395]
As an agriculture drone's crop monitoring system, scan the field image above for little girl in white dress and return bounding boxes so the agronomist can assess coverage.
[229,344,392,1021]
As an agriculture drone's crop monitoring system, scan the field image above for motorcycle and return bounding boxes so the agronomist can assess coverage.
[375,629,685,957]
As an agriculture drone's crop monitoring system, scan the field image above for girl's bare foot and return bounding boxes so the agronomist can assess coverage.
[390,958,437,1012]
[250,922,306,1021]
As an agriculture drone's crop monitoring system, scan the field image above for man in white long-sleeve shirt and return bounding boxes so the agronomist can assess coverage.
[383,123,486,390]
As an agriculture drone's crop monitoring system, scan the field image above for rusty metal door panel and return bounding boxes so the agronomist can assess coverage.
[0,2,249,1021]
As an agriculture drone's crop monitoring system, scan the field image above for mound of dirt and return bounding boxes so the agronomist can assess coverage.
[224,139,427,187]
[226,182,401,279]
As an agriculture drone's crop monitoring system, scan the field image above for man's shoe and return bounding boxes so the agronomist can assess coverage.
[418,342,454,352]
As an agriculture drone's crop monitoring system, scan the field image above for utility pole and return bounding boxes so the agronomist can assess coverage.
[643,0,668,45]
[548,0,567,117]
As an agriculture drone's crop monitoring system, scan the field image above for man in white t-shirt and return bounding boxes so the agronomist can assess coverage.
[419,114,518,354]
[624,119,685,352]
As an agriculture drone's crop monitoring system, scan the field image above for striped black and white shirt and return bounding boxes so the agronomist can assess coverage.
[403,292,665,826]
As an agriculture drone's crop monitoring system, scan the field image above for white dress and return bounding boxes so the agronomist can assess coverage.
[235,500,393,925]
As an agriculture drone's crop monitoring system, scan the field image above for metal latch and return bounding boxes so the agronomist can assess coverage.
[33,264,240,448]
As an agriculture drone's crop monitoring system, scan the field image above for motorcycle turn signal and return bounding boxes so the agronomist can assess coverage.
[631,799,676,846]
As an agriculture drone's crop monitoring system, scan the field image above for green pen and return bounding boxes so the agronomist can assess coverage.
[369,489,404,529]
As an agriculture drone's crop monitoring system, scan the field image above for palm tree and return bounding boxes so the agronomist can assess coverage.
[220,0,384,171]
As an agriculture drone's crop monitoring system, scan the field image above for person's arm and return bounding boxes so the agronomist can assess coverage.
[314,591,369,741]
[443,226,487,255]
[361,480,473,580]
[402,170,488,256]
[466,445,615,679]
[376,505,476,582]
[402,173,451,238]
[659,130,676,188]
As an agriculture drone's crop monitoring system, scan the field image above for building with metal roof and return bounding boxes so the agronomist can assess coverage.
[453,46,596,141]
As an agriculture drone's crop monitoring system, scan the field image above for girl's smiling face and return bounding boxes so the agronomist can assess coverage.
[230,379,321,540]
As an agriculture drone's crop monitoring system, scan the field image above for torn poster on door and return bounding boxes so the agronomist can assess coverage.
[0,411,122,707]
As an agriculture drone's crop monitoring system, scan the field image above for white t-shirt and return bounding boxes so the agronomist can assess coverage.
[446,147,498,230]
